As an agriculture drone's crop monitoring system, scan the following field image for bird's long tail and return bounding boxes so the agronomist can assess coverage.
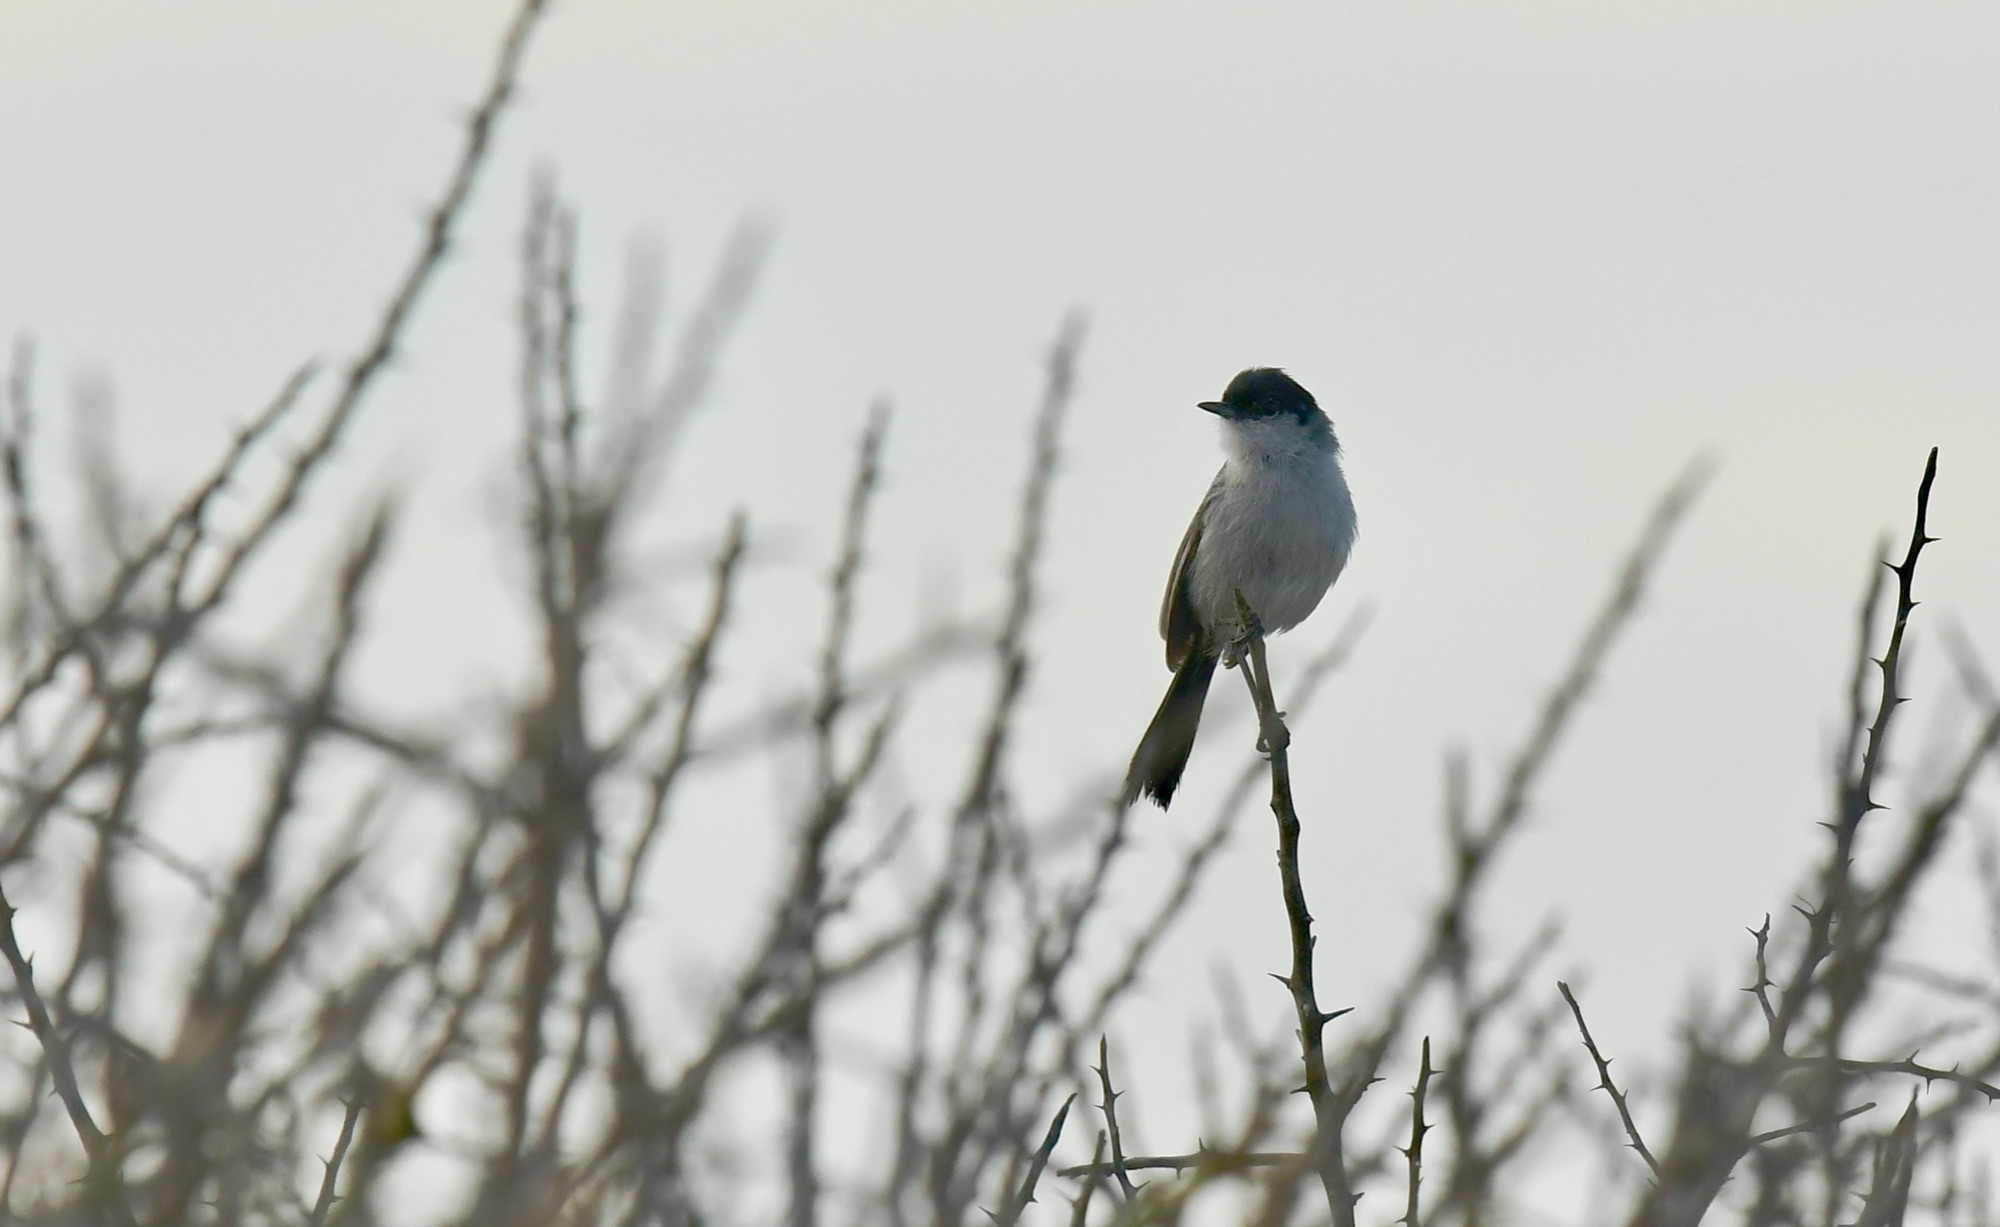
[1121,649,1219,809]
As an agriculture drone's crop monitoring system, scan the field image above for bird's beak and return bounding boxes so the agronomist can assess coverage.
[1198,400,1229,416]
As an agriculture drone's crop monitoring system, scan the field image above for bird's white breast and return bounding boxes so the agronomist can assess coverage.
[1188,416,1356,636]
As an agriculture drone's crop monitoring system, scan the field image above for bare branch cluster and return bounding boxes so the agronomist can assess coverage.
[0,5,1996,1226]
[0,6,1285,1219]
[1006,446,1999,1227]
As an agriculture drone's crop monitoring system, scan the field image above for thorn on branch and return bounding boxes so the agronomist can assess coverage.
[1401,1037,1434,1227]
[307,1094,366,1227]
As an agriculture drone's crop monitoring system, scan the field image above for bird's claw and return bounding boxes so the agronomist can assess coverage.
[1255,724,1291,758]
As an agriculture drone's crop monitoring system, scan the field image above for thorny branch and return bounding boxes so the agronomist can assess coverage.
[1559,980,1660,1178]
[1233,610,1355,1227]
[306,1096,364,1227]
[0,884,134,1226]
[1403,1037,1435,1227]
[997,1094,1075,1227]
[1093,1037,1138,1200]
[0,4,1995,1222]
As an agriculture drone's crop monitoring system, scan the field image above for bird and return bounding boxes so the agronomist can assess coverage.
[1121,367,1356,808]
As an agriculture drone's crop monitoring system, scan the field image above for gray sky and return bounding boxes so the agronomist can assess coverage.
[4,0,1998,1206]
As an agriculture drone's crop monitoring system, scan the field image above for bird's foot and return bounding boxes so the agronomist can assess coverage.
[1229,591,1266,646]
[1254,719,1291,757]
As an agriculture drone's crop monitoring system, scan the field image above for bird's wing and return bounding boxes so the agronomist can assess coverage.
[1159,473,1222,669]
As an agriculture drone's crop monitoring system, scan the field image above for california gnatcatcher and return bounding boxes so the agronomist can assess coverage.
[1122,368,1357,809]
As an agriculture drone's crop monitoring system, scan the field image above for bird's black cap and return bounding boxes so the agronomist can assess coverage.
[1198,367,1321,422]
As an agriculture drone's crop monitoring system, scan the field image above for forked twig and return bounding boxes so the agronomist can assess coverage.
[1094,1036,1138,1198]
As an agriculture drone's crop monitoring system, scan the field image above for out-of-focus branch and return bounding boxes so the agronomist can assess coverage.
[1066,1133,1106,1227]
[959,313,1081,821]
[1353,462,1708,1208]
[776,405,894,1227]
[1486,459,1714,862]
[1852,1099,1920,1227]
[888,317,1085,1227]
[178,0,556,632]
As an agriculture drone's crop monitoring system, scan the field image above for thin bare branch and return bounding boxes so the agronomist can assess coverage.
[306,1095,365,1227]
[0,883,135,1226]
[1094,1036,1138,1200]
[1560,980,1660,1178]
[1403,1036,1435,1227]
[996,1094,1074,1227]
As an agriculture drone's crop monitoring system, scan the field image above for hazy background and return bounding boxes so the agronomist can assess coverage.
[3,0,1997,1181]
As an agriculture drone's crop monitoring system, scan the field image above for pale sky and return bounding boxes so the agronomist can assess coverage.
[3,0,1998,1212]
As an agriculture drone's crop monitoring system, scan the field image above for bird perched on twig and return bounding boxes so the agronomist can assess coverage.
[1122,368,1356,808]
